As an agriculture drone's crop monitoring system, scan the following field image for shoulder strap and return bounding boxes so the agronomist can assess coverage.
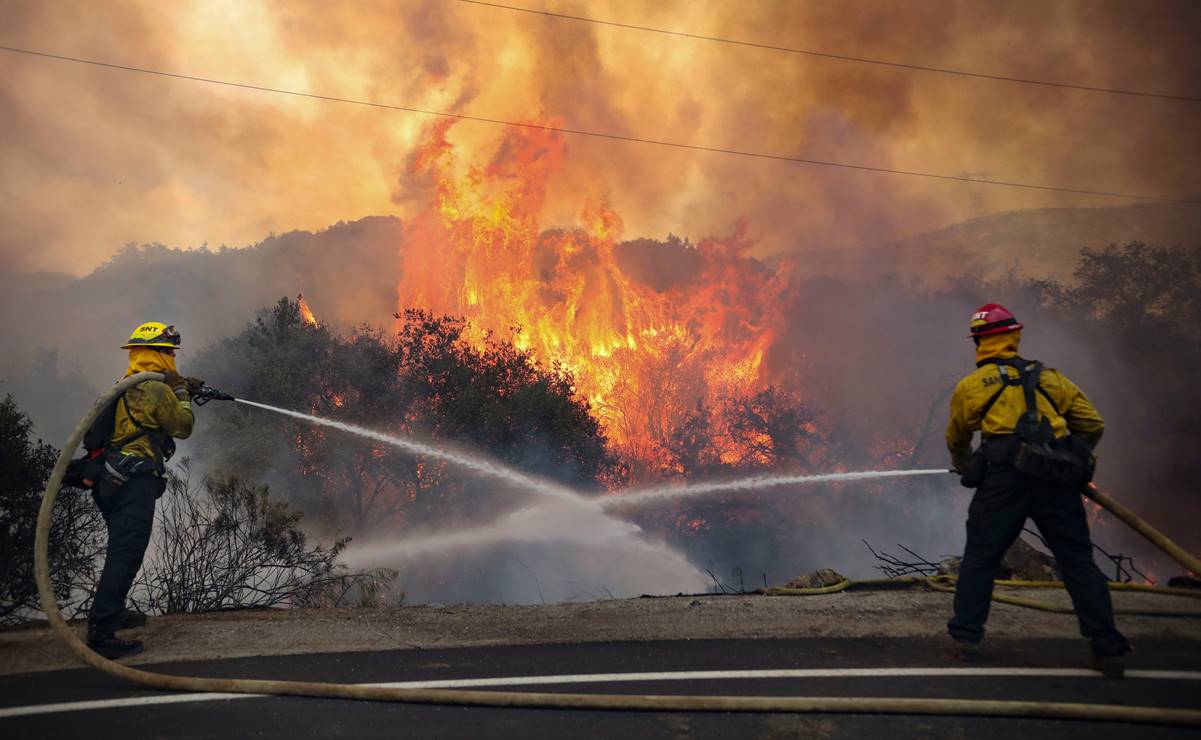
[978,360,1023,421]
[978,357,1062,426]
[1020,360,1045,420]
[1035,379,1062,415]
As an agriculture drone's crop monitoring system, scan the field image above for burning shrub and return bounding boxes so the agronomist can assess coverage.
[660,387,830,479]
[190,298,622,536]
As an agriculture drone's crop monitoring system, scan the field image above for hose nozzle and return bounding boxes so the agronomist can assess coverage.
[192,384,236,406]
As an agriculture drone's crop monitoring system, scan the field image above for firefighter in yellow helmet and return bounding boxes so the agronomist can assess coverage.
[945,304,1130,676]
[87,322,197,659]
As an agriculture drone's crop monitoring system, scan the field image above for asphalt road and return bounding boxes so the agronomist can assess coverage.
[2,637,1198,739]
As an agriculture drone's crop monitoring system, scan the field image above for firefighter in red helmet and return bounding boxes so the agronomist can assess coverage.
[945,304,1130,675]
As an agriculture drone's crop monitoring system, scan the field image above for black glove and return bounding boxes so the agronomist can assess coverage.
[958,452,988,489]
[185,376,206,393]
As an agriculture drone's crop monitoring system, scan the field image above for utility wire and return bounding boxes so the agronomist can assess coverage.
[2,44,1199,205]
[456,0,1201,104]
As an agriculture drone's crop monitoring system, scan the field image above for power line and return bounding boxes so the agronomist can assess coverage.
[456,0,1201,104]
[1,44,1198,206]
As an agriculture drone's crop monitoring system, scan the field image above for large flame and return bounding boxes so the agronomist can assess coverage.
[397,121,787,454]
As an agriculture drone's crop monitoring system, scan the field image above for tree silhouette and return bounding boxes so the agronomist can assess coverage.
[0,394,104,623]
[192,299,621,535]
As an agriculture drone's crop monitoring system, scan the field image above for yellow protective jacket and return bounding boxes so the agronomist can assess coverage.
[945,332,1104,472]
[112,348,194,468]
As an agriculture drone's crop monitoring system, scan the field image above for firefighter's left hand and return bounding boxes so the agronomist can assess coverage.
[183,377,207,401]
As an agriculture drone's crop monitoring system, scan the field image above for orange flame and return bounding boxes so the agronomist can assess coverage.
[298,293,319,327]
[397,121,787,454]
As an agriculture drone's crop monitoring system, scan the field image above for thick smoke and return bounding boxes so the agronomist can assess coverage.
[2,1,1199,273]
[0,218,402,442]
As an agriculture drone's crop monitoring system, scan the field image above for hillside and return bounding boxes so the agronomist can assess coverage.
[0,217,404,441]
[782,203,1201,284]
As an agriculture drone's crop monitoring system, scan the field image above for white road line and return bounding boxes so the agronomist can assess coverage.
[2,667,1198,719]
[0,693,253,718]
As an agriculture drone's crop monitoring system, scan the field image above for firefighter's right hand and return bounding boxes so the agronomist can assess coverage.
[185,376,206,393]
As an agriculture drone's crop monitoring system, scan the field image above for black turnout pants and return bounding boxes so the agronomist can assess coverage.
[88,475,159,637]
[948,461,1130,657]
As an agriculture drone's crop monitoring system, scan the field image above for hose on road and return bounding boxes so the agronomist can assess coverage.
[35,375,1201,727]
[920,578,1201,617]
[764,575,1201,617]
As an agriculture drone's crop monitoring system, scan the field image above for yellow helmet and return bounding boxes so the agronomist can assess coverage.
[121,322,182,350]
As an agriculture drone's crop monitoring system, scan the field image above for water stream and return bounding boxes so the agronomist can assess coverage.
[236,400,715,598]
[601,469,952,508]
[238,400,951,581]
[237,399,686,573]
[236,399,587,508]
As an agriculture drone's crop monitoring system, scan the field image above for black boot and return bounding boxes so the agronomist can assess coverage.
[119,609,148,629]
[88,633,144,659]
[951,639,982,662]
[1088,653,1127,678]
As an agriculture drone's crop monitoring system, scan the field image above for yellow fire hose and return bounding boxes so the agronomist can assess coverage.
[920,579,1201,617]
[767,578,1201,599]
[34,374,1201,726]
[765,576,1201,617]
[1085,483,1201,576]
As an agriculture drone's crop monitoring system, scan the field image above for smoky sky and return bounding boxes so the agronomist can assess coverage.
[1,0,1199,275]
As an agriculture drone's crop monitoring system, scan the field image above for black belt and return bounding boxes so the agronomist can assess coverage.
[980,435,1019,462]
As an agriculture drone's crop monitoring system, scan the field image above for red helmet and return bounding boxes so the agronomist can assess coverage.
[968,303,1022,338]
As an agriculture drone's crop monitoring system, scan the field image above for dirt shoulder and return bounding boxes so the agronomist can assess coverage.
[3,588,1199,676]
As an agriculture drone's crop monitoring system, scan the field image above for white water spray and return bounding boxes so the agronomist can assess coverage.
[236,399,949,596]
[349,502,639,562]
[344,498,711,601]
[236,399,587,508]
[236,399,710,598]
[602,469,951,508]
[236,399,690,564]
[343,469,952,562]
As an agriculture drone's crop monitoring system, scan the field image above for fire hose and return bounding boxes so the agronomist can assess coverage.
[1084,483,1201,576]
[34,373,1201,726]
[766,577,1201,618]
